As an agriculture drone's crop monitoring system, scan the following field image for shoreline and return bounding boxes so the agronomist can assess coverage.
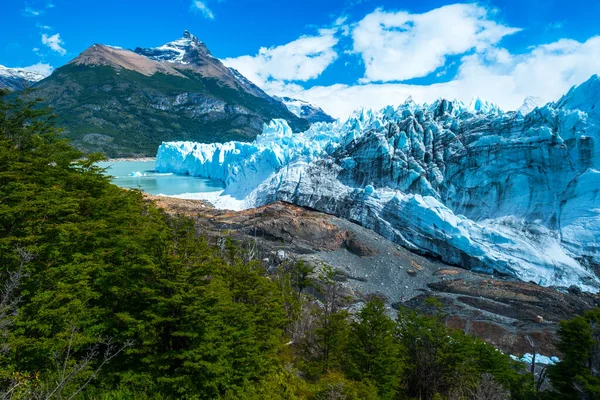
[101,157,156,162]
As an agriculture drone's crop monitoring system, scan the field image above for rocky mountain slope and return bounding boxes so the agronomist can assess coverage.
[25,31,309,157]
[148,195,600,358]
[0,64,49,91]
[275,96,335,123]
[155,75,600,292]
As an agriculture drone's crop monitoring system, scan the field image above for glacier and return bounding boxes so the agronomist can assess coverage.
[155,75,600,291]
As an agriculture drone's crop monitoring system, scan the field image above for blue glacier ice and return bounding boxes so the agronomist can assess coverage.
[155,75,600,291]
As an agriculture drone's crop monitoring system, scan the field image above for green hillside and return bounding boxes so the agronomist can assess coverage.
[27,64,309,157]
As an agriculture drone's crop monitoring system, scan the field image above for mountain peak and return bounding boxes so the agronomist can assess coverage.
[70,44,185,77]
[0,64,50,82]
[182,30,199,42]
[517,96,546,115]
[135,31,211,64]
[275,96,335,123]
[0,63,51,91]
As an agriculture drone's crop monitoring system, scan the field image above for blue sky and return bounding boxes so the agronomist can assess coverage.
[2,0,600,117]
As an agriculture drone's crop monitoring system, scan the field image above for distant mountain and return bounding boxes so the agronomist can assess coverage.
[0,64,49,91]
[275,96,335,123]
[518,96,546,115]
[25,31,310,157]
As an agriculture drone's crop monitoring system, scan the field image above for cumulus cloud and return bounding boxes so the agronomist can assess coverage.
[191,1,215,19]
[41,33,66,55]
[218,3,600,120]
[270,36,600,118]
[223,29,339,85]
[352,4,521,82]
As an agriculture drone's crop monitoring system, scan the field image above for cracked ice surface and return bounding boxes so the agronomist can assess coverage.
[156,75,600,291]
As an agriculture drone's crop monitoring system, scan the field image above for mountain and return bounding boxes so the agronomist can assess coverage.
[275,96,336,123]
[0,64,49,91]
[155,75,600,292]
[26,31,309,157]
[517,96,546,115]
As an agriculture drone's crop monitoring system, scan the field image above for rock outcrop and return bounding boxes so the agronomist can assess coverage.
[148,195,599,357]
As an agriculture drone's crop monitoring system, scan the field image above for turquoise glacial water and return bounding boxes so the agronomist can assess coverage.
[97,160,224,196]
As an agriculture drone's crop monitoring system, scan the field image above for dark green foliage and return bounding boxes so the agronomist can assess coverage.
[547,308,600,399]
[396,304,534,400]
[25,64,310,157]
[297,266,350,378]
[0,90,287,398]
[0,90,559,399]
[345,297,401,399]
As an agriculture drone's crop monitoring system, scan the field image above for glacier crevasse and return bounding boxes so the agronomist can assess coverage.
[156,75,600,291]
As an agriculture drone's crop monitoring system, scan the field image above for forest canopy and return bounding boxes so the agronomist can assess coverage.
[0,90,595,400]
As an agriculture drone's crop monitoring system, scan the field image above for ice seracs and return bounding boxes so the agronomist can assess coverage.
[155,75,600,291]
[468,96,503,114]
[555,74,600,120]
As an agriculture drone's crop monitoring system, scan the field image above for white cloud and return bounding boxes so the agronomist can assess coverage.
[352,4,520,82]
[191,1,215,19]
[36,22,52,30]
[23,7,43,17]
[23,62,54,77]
[270,36,600,119]
[223,29,339,84]
[217,3,600,120]
[41,33,66,55]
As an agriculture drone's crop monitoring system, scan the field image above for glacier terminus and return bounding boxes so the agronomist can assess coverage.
[156,75,600,292]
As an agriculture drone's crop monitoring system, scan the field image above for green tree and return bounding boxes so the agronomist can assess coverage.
[298,265,349,378]
[0,90,290,398]
[548,308,600,399]
[396,303,533,400]
[345,297,402,399]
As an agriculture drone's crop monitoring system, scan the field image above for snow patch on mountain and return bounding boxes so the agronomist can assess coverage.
[155,76,600,291]
[135,30,212,64]
[0,63,51,82]
[0,63,52,91]
[276,96,336,123]
[517,96,546,115]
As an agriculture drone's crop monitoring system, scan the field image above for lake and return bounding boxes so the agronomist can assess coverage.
[97,160,224,196]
